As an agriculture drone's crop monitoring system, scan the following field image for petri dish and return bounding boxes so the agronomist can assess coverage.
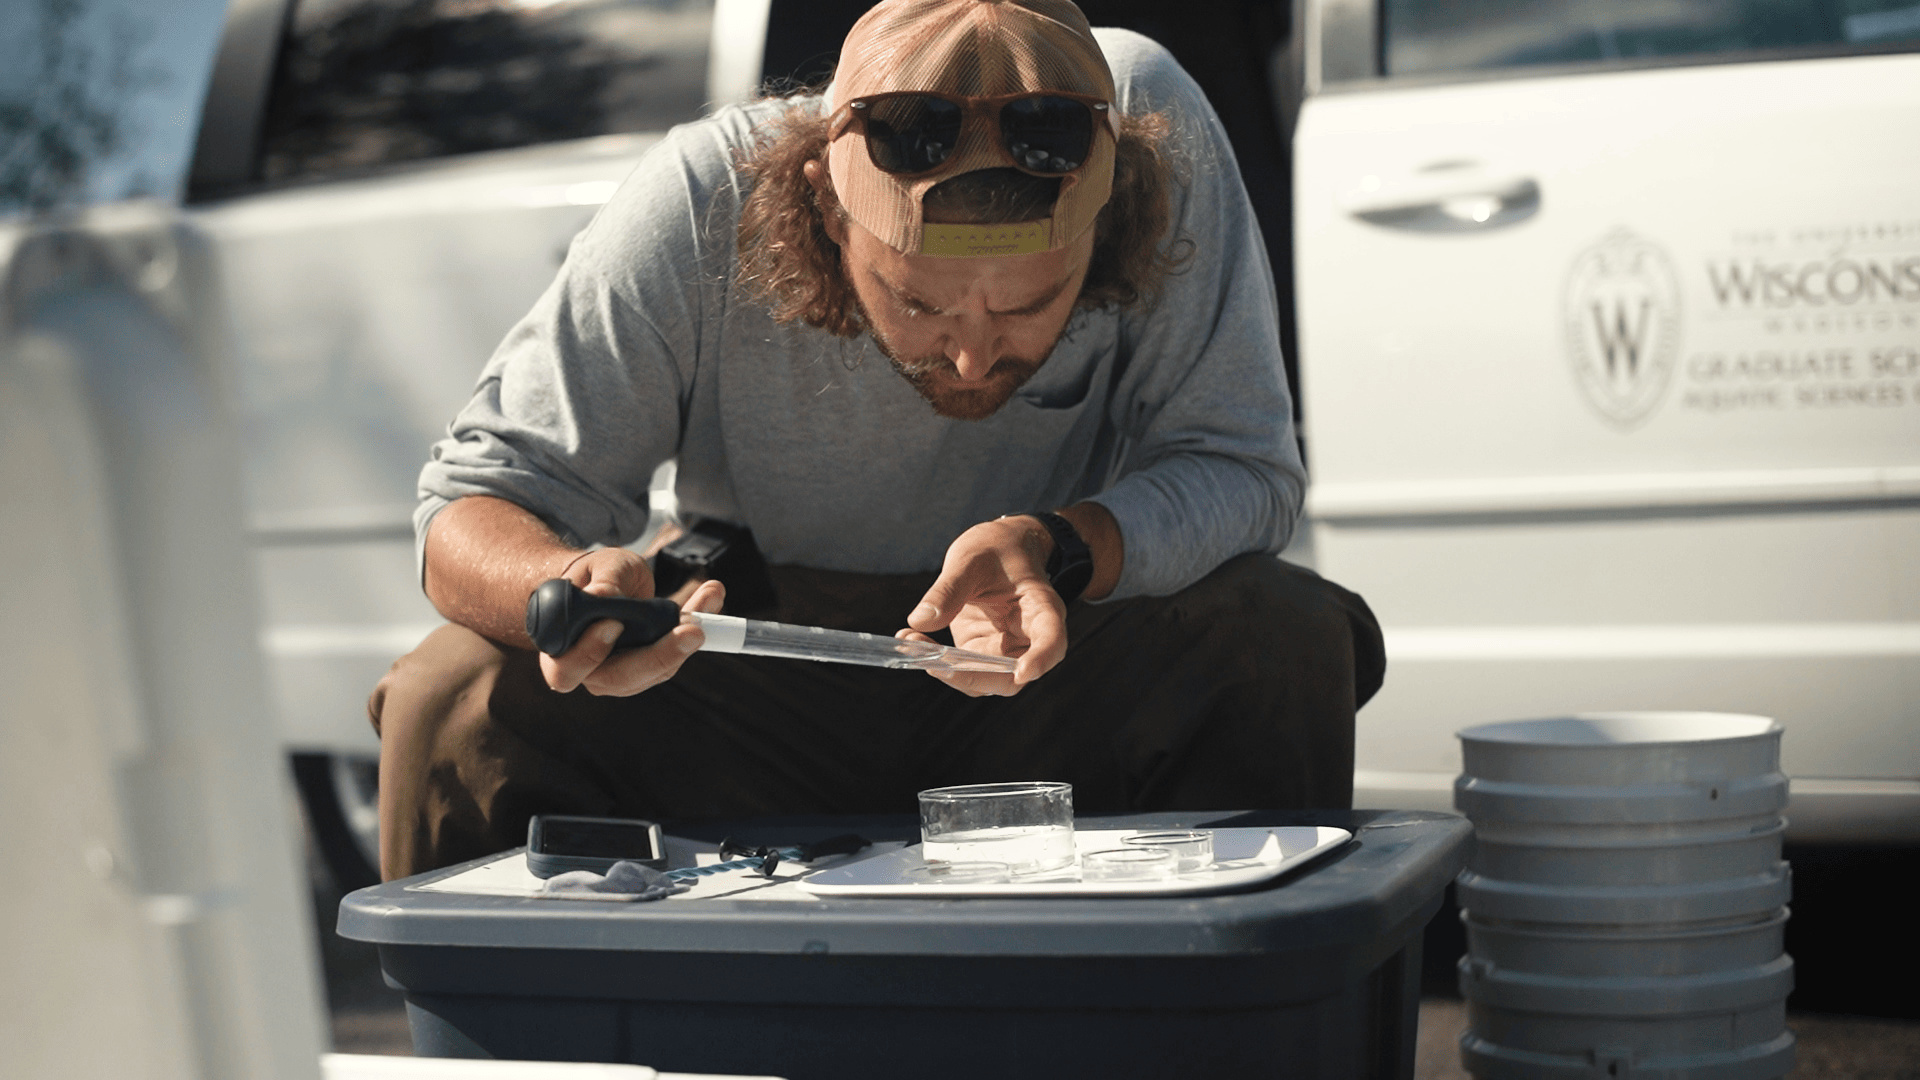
[902,861,1013,885]
[1122,830,1214,872]
[1080,846,1176,882]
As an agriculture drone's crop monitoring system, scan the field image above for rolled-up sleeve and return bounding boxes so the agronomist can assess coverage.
[414,119,738,575]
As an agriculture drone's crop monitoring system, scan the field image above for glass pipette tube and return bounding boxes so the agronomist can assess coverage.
[690,613,1016,674]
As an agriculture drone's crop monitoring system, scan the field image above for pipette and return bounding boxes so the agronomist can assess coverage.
[525,579,1018,674]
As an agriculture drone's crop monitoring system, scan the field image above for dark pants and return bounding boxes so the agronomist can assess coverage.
[368,554,1384,881]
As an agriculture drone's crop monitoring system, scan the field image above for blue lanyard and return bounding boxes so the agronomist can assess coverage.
[665,833,871,881]
[665,846,806,881]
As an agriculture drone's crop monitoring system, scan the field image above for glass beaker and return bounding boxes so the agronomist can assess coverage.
[918,781,1074,875]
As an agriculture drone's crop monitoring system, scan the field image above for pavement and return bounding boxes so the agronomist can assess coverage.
[306,825,1920,1077]
[1413,999,1920,1080]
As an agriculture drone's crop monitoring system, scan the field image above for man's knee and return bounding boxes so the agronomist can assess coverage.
[368,623,513,739]
[1164,554,1386,709]
[367,624,522,880]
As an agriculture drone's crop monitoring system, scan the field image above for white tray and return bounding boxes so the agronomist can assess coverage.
[797,826,1351,898]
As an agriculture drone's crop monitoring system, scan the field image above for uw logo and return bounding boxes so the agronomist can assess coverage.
[1563,229,1682,429]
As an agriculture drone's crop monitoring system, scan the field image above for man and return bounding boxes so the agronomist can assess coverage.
[371,0,1383,881]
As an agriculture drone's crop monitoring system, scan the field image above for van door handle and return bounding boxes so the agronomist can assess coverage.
[1341,162,1540,232]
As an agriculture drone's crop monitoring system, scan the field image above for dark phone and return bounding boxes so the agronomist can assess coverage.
[525,814,666,878]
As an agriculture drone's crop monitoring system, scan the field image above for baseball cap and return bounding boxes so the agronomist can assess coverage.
[825,0,1119,258]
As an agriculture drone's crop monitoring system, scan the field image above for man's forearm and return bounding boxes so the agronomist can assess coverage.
[423,495,586,648]
[1084,454,1298,600]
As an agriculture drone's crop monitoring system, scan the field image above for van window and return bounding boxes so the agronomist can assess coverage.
[259,0,713,183]
[1385,0,1920,77]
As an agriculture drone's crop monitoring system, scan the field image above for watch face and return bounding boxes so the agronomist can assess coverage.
[1052,558,1094,604]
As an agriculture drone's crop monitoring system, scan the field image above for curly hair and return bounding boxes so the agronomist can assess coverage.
[735,104,1187,338]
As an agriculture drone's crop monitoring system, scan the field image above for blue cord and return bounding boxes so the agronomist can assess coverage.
[665,846,806,881]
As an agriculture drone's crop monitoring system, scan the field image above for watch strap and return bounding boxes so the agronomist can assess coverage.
[1025,511,1094,606]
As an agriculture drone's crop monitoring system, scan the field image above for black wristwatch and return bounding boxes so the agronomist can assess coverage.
[1025,511,1094,606]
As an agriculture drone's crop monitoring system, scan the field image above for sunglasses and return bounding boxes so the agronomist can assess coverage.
[833,91,1114,178]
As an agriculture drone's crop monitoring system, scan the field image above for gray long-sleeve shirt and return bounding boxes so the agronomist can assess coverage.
[416,29,1302,601]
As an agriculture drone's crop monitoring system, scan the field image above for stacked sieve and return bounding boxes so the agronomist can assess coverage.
[1453,713,1796,1079]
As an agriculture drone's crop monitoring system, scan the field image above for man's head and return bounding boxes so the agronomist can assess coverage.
[825,0,1119,260]
[736,0,1184,418]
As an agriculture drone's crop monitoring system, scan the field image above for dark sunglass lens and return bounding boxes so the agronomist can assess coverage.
[863,95,964,173]
[1000,96,1094,174]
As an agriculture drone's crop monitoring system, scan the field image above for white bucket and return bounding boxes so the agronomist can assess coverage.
[1454,713,1795,1079]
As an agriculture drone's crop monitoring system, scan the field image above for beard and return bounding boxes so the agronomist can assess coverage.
[866,322,1060,422]
[886,352,1043,421]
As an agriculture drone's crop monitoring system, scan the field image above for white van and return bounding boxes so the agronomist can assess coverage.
[186,0,762,883]
[1291,0,1920,843]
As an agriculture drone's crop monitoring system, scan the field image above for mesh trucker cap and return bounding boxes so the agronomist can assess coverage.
[825,0,1119,258]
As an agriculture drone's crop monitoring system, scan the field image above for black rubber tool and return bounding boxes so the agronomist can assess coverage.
[525,578,683,657]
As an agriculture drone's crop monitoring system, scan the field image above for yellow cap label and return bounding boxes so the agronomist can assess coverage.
[920,219,1052,258]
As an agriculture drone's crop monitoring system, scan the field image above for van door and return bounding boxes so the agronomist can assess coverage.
[189,0,726,762]
[1294,0,1920,839]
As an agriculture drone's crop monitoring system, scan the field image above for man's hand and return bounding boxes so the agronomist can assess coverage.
[901,516,1067,697]
[538,547,727,697]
